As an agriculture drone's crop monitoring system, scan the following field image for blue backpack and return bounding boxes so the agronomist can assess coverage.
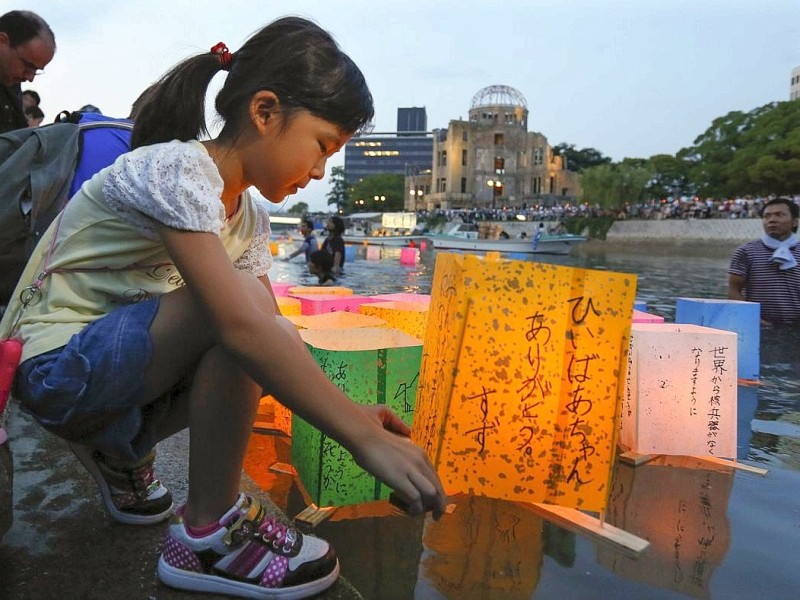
[0,116,133,306]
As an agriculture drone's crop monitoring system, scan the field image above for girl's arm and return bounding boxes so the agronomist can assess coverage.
[159,226,446,518]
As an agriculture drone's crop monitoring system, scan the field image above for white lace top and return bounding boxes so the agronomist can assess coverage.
[102,139,272,276]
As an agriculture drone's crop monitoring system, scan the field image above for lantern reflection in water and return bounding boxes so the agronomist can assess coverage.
[598,456,734,599]
[415,494,577,600]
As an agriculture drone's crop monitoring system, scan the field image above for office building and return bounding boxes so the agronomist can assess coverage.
[343,108,433,186]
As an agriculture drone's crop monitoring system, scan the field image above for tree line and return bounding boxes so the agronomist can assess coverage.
[570,99,800,209]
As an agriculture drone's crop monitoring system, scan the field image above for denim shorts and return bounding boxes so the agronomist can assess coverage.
[15,298,186,463]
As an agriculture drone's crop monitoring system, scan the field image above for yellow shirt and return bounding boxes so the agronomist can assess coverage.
[0,140,271,361]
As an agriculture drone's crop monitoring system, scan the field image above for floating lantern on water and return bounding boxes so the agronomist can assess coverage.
[674,297,760,381]
[412,253,636,512]
[289,293,377,316]
[632,309,665,323]
[369,292,431,305]
[620,323,738,459]
[288,285,353,296]
[256,312,389,436]
[292,327,423,506]
[366,246,381,261]
[286,311,387,330]
[275,296,301,316]
[400,247,419,265]
[269,281,296,297]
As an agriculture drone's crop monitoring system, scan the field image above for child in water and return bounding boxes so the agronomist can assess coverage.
[308,249,337,286]
[0,16,445,599]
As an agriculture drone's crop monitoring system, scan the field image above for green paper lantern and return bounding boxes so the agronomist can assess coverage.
[292,327,423,507]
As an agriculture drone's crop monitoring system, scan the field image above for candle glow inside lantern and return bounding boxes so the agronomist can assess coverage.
[292,327,423,507]
[620,323,738,458]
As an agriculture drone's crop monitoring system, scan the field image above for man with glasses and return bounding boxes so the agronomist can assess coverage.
[0,10,55,134]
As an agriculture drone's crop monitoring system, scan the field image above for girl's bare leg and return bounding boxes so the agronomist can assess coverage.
[143,282,264,526]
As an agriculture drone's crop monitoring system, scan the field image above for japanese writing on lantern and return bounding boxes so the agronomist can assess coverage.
[515,312,551,457]
[319,355,348,395]
[393,371,419,415]
[563,295,601,487]
[465,386,499,453]
[420,271,459,454]
[690,347,701,416]
[623,340,633,428]
[707,346,728,454]
[320,436,351,495]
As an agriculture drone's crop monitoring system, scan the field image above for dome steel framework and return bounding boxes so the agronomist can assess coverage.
[470,85,528,109]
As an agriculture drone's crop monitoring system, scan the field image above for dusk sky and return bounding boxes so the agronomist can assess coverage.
[18,0,799,211]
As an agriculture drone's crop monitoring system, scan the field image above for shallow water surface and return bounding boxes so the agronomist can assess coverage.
[260,244,800,600]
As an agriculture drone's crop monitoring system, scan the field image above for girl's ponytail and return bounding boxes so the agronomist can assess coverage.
[131,47,229,149]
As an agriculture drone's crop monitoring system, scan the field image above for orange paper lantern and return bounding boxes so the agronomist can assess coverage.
[412,253,636,512]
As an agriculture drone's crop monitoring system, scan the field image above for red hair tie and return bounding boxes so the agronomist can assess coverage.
[210,42,232,71]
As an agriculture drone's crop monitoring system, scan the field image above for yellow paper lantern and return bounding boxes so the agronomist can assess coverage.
[288,285,353,296]
[359,301,428,341]
[412,253,636,512]
[275,296,301,316]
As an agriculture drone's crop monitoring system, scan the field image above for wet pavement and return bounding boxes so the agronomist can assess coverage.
[0,404,363,600]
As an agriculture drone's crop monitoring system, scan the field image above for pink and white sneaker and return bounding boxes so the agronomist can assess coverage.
[158,494,339,599]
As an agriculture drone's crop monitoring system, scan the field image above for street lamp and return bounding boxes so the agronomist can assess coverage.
[487,179,502,209]
[409,188,424,209]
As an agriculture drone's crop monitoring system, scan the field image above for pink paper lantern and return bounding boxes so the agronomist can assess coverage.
[291,293,378,316]
[632,309,665,323]
[399,247,419,265]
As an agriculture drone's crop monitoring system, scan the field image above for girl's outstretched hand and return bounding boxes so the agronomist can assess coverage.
[351,404,447,520]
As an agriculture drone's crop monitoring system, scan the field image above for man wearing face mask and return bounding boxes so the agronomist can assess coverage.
[0,10,55,134]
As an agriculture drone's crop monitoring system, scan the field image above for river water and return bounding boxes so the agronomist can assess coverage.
[261,243,800,600]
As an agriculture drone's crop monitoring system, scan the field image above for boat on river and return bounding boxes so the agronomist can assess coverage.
[341,211,427,247]
[428,223,585,255]
[342,233,428,247]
